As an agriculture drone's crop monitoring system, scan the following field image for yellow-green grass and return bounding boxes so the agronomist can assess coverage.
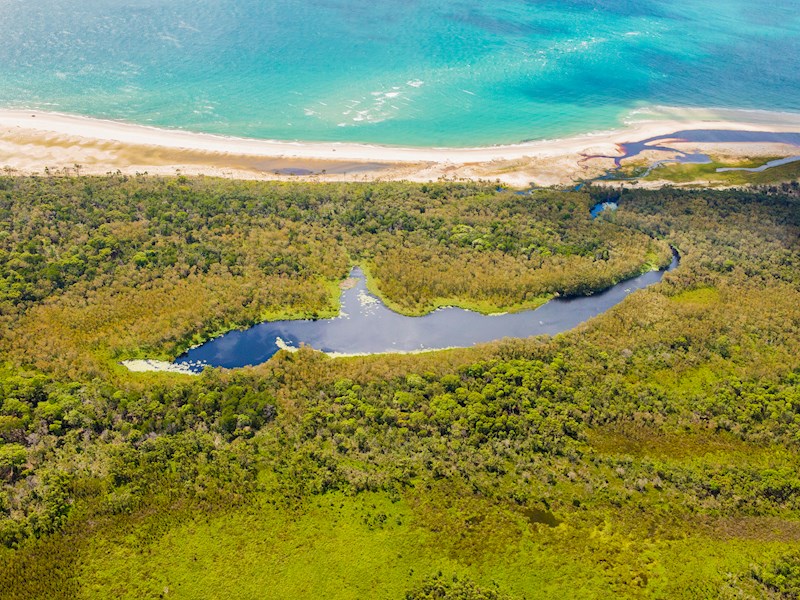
[669,286,720,306]
[639,156,800,186]
[68,487,800,600]
[588,424,796,467]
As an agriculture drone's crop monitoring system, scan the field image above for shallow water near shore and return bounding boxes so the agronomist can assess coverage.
[176,253,678,371]
[1,1,799,146]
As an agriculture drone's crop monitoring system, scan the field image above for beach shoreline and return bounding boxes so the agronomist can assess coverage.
[2,107,800,187]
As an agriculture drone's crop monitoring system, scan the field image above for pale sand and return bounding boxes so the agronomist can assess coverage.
[274,337,298,353]
[121,359,198,375]
[1,106,800,186]
[322,346,463,359]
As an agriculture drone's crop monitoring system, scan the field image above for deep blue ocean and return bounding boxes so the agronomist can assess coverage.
[1,0,798,146]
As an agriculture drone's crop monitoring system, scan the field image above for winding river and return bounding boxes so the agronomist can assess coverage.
[176,250,679,371]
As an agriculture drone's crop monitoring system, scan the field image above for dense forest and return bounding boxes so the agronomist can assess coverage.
[0,176,668,376]
[0,176,799,599]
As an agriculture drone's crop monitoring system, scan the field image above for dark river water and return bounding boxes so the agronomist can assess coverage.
[176,251,679,371]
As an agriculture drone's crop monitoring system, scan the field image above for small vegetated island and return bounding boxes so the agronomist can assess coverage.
[0,175,799,599]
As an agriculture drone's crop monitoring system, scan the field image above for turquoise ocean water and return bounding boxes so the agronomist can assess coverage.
[0,0,798,147]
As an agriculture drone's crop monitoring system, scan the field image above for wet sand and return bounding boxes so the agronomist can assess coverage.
[1,107,799,187]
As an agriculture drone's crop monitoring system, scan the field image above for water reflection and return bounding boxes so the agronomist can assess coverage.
[177,252,679,371]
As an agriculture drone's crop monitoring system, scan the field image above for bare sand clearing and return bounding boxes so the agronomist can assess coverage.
[120,360,197,375]
[1,107,800,187]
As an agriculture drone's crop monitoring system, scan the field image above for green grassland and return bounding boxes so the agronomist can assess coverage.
[72,487,800,599]
[0,177,799,598]
[622,156,800,186]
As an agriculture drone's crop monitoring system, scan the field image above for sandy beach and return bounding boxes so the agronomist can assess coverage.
[1,107,800,187]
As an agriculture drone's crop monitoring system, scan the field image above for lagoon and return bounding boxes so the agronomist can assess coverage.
[176,252,678,371]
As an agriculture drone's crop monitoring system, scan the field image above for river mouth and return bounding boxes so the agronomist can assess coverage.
[175,251,679,372]
[579,129,800,183]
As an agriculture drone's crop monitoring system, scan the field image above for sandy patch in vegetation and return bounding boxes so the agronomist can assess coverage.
[121,359,198,375]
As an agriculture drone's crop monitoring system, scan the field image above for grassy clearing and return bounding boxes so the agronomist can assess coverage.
[670,286,720,305]
[639,156,800,186]
[68,486,800,600]
[587,424,794,466]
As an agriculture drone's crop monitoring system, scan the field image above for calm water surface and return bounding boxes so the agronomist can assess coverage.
[177,253,678,371]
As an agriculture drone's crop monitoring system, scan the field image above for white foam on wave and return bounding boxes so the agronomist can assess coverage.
[178,21,201,33]
[339,89,411,125]
[550,37,608,55]
[308,78,424,128]
[157,32,182,48]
